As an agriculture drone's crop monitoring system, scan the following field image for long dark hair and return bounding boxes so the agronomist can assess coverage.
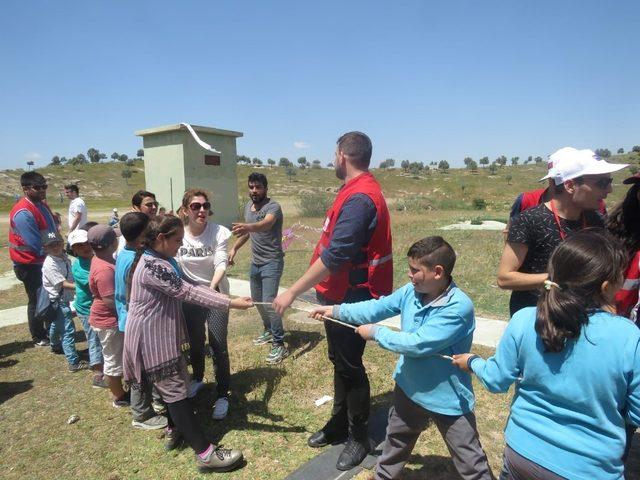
[126,215,183,303]
[535,230,626,352]
[606,182,640,257]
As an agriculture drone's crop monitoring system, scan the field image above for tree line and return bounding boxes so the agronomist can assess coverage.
[236,155,324,170]
[47,148,145,167]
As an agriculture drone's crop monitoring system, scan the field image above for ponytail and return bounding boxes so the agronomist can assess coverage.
[535,280,590,352]
[535,230,627,352]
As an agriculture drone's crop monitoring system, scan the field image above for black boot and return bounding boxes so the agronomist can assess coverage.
[336,437,371,471]
[307,428,348,448]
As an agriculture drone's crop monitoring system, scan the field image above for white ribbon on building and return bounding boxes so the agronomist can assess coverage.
[179,122,221,154]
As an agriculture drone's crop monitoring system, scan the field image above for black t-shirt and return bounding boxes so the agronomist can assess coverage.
[506,203,605,315]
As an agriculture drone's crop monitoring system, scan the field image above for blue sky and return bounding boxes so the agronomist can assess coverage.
[0,0,638,169]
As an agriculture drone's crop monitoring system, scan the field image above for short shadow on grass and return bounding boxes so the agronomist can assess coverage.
[0,379,33,404]
[286,329,324,360]
[396,454,459,480]
[0,340,33,359]
[73,329,87,343]
[194,366,306,444]
[370,389,394,415]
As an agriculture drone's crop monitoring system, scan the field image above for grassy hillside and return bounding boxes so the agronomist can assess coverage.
[1,151,637,213]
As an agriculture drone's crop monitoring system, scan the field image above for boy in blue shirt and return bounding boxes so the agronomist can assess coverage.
[115,212,167,431]
[311,236,493,480]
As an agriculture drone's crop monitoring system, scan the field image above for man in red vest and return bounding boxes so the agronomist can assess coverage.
[9,171,58,346]
[274,132,393,471]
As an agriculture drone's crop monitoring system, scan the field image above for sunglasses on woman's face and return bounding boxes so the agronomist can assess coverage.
[589,177,614,190]
[189,201,211,211]
[30,184,48,191]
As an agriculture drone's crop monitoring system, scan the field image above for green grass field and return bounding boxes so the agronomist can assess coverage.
[0,319,513,480]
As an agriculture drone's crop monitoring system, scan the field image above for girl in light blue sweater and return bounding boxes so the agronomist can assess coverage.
[454,231,640,479]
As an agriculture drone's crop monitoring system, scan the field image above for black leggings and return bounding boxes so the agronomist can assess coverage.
[183,303,231,397]
[166,399,210,454]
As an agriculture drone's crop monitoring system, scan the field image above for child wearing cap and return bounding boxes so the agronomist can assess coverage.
[69,228,105,387]
[41,230,88,372]
[309,236,493,480]
[88,224,128,407]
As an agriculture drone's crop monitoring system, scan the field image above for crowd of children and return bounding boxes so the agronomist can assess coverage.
[37,209,253,473]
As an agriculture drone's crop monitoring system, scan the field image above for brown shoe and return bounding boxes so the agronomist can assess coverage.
[195,445,243,472]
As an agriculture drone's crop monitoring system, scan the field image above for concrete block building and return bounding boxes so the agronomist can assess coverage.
[135,123,242,227]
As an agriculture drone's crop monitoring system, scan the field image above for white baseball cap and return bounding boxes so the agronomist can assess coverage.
[538,147,578,182]
[547,147,577,171]
[68,229,89,246]
[541,148,628,185]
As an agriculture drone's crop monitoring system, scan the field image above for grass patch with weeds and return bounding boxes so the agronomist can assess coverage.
[1,314,517,479]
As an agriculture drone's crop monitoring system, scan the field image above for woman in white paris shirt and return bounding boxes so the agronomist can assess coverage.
[175,189,233,420]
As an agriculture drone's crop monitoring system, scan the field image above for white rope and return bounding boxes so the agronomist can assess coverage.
[179,122,221,154]
[252,302,357,330]
[253,301,455,360]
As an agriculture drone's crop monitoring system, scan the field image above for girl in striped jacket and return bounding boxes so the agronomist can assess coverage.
[122,215,253,473]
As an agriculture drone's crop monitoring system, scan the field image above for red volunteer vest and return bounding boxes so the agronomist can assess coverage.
[615,251,640,319]
[520,189,546,212]
[310,172,393,302]
[519,188,607,215]
[9,197,54,264]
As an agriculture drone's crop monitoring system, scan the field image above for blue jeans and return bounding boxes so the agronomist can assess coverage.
[250,259,285,344]
[49,301,80,366]
[78,314,103,367]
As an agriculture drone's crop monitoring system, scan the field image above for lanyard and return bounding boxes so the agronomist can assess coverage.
[550,200,586,240]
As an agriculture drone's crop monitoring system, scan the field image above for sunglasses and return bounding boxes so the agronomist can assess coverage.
[590,177,614,189]
[29,184,48,191]
[189,202,211,211]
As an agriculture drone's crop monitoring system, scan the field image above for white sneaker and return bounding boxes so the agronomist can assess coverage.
[187,380,204,399]
[212,397,229,420]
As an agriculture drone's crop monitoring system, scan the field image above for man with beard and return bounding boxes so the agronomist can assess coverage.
[273,132,393,471]
[230,173,287,364]
[9,171,58,346]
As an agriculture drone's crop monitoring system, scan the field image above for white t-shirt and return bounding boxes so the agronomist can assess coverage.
[42,254,74,302]
[68,197,88,230]
[175,222,231,294]
[114,234,126,259]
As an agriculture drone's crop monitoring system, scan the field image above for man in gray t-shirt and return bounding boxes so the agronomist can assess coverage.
[230,173,287,364]
[242,199,283,265]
